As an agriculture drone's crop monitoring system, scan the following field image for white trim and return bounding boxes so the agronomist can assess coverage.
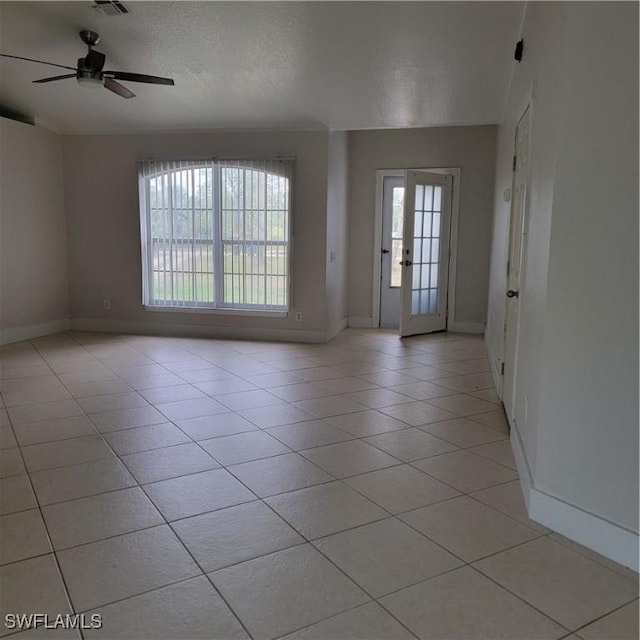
[448,322,485,334]
[144,305,287,318]
[372,168,461,331]
[0,319,71,345]
[511,424,639,571]
[326,317,348,341]
[70,318,327,344]
[347,316,376,328]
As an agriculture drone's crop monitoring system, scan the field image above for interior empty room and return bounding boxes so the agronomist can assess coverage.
[0,2,638,639]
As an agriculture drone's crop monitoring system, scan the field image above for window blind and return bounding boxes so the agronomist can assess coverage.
[138,158,292,312]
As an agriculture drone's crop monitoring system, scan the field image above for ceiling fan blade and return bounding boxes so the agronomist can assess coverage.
[104,77,135,99]
[105,71,174,86]
[33,74,76,84]
[85,49,105,71]
[0,53,77,71]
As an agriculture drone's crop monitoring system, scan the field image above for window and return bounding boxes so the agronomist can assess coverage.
[139,159,292,312]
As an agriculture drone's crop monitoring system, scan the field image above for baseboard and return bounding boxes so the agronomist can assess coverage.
[326,317,348,341]
[510,423,639,571]
[0,318,71,345]
[448,321,485,334]
[70,318,328,344]
[348,316,375,328]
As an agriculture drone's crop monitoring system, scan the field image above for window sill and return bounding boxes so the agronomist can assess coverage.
[143,305,288,318]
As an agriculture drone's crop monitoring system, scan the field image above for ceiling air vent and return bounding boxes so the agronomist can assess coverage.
[91,1,129,16]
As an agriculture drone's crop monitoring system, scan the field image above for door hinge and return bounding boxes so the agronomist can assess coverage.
[512,155,517,171]
[506,260,510,276]
[501,362,505,375]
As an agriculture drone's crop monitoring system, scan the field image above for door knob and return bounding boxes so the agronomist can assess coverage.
[400,260,412,266]
[507,290,519,298]
[381,249,389,254]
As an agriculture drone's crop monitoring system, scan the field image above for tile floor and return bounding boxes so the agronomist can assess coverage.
[0,329,637,640]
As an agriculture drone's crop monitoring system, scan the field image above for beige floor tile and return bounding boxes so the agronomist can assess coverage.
[90,406,167,433]
[57,525,201,612]
[173,500,303,571]
[239,404,317,428]
[301,440,399,478]
[176,412,259,440]
[381,566,566,640]
[468,408,510,432]
[8,400,83,426]
[0,427,16,450]
[420,417,507,448]
[228,453,332,498]
[339,388,415,409]
[2,386,72,408]
[200,431,291,465]
[103,422,190,455]
[412,450,517,492]
[471,480,551,533]
[426,393,497,417]
[315,518,462,598]
[266,420,354,450]
[576,600,639,640]
[257,382,330,402]
[84,576,248,639]
[77,392,148,414]
[121,442,219,484]
[217,389,285,411]
[474,537,639,630]
[327,410,409,437]
[178,367,235,383]
[128,373,186,391]
[139,384,206,404]
[21,435,114,473]
[210,544,369,640]
[361,370,424,386]
[265,481,387,539]
[0,555,72,638]
[315,377,378,394]
[14,416,98,447]
[195,377,257,396]
[378,402,458,427]
[401,495,540,562]
[469,388,501,403]
[0,474,37,515]
[345,465,460,514]
[155,397,228,421]
[388,381,456,400]
[430,375,489,393]
[469,439,517,469]
[365,428,458,462]
[144,468,255,521]
[30,458,136,506]
[8,624,81,638]
[245,372,304,388]
[0,509,51,565]
[65,379,132,399]
[280,602,414,640]
[293,366,345,382]
[293,396,368,418]
[42,487,163,550]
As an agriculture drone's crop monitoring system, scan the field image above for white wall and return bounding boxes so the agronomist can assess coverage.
[325,131,349,336]
[0,118,69,344]
[62,130,330,341]
[485,1,639,567]
[347,125,497,327]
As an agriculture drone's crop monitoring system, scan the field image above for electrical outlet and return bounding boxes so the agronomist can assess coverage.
[294,311,303,322]
[103,299,111,311]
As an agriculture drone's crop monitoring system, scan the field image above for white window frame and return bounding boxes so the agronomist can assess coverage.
[138,158,293,316]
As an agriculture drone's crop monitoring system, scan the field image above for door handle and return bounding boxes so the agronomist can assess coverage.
[507,290,519,298]
[381,249,389,254]
[399,260,412,266]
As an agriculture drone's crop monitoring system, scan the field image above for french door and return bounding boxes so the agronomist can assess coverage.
[399,171,453,337]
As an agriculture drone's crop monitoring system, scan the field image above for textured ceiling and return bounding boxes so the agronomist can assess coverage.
[0,1,525,134]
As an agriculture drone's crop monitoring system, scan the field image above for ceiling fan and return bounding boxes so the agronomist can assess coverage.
[0,30,174,99]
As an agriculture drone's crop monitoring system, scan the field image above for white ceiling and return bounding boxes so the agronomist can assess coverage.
[0,1,525,134]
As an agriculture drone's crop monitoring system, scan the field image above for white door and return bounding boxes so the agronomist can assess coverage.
[380,176,405,327]
[503,106,531,420]
[399,171,453,337]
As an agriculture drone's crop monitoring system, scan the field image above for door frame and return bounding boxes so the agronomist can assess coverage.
[502,96,534,421]
[372,167,461,329]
